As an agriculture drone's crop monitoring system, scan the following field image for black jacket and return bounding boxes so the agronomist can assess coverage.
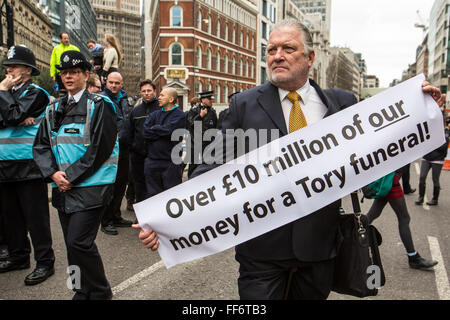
[0,80,50,182]
[128,97,159,156]
[101,88,131,146]
[33,90,117,213]
[193,79,356,262]
[423,135,449,161]
[186,104,218,149]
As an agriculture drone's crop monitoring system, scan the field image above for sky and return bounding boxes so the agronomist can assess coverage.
[330,0,435,87]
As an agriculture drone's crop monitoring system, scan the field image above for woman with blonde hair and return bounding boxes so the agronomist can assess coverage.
[102,34,123,83]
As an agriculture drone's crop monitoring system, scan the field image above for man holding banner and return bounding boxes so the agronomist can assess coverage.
[134,19,445,300]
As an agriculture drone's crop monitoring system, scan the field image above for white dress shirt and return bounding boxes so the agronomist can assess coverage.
[278,79,328,130]
[68,88,86,103]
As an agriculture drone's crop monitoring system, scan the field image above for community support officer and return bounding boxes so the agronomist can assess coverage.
[0,45,55,285]
[135,19,446,300]
[33,51,118,300]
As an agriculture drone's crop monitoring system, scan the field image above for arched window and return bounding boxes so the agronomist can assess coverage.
[232,56,235,75]
[239,58,243,76]
[215,84,221,103]
[225,24,229,41]
[195,82,202,96]
[208,15,212,33]
[240,31,243,47]
[216,52,221,71]
[224,85,228,102]
[224,54,228,73]
[246,61,249,77]
[195,45,202,67]
[232,26,236,43]
[169,42,183,65]
[170,6,182,27]
[216,20,221,38]
[206,48,212,69]
[197,11,202,29]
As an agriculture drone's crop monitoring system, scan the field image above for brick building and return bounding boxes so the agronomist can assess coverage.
[149,0,258,111]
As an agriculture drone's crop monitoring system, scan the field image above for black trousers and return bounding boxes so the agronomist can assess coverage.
[130,152,148,202]
[0,200,5,247]
[235,253,335,300]
[400,163,413,193]
[144,161,182,198]
[58,206,111,299]
[0,180,54,267]
[102,147,129,226]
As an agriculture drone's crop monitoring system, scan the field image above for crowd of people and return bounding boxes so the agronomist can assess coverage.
[0,20,448,301]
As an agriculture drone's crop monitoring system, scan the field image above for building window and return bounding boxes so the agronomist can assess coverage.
[225,23,229,41]
[170,6,182,27]
[224,54,228,73]
[195,46,202,67]
[170,42,183,65]
[215,84,221,103]
[216,52,221,71]
[206,48,212,69]
[208,15,212,33]
[216,20,221,38]
[197,11,202,29]
[224,85,228,102]
[232,56,236,75]
[195,81,202,96]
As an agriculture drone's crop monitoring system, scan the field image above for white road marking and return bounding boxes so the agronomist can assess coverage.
[112,260,165,295]
[427,236,450,300]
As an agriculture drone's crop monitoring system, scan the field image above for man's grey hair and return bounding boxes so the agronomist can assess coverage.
[270,19,314,56]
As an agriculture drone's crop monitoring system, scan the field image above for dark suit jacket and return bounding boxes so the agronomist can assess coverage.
[196,79,357,262]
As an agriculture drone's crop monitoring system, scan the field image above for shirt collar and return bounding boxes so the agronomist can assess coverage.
[278,79,311,105]
[12,82,26,92]
[68,88,86,103]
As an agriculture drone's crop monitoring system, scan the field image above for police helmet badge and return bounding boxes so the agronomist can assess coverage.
[7,47,15,59]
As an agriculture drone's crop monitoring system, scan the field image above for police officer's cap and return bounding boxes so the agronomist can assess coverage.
[200,90,214,99]
[3,45,40,76]
[56,51,91,71]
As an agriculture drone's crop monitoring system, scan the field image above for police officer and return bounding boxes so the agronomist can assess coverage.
[185,90,218,178]
[0,45,55,285]
[33,51,118,300]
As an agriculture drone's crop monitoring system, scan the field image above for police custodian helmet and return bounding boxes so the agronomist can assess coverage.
[3,45,40,76]
[56,50,92,71]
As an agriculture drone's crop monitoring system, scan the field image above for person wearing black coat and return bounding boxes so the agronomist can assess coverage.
[415,123,449,206]
[33,51,117,299]
[0,46,55,285]
[128,80,159,202]
[100,72,133,235]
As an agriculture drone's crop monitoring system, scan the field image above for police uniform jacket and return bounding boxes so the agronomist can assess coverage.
[186,104,218,148]
[33,90,118,213]
[0,80,50,182]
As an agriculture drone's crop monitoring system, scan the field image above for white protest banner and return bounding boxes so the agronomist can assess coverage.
[134,74,445,268]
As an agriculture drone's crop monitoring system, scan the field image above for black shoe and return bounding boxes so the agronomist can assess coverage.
[408,253,438,269]
[101,224,118,235]
[0,260,30,273]
[0,247,9,261]
[404,188,416,195]
[426,199,438,206]
[72,292,89,300]
[24,266,55,286]
[415,197,424,205]
[113,218,133,228]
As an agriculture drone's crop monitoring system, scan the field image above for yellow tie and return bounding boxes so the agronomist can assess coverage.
[287,91,307,133]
